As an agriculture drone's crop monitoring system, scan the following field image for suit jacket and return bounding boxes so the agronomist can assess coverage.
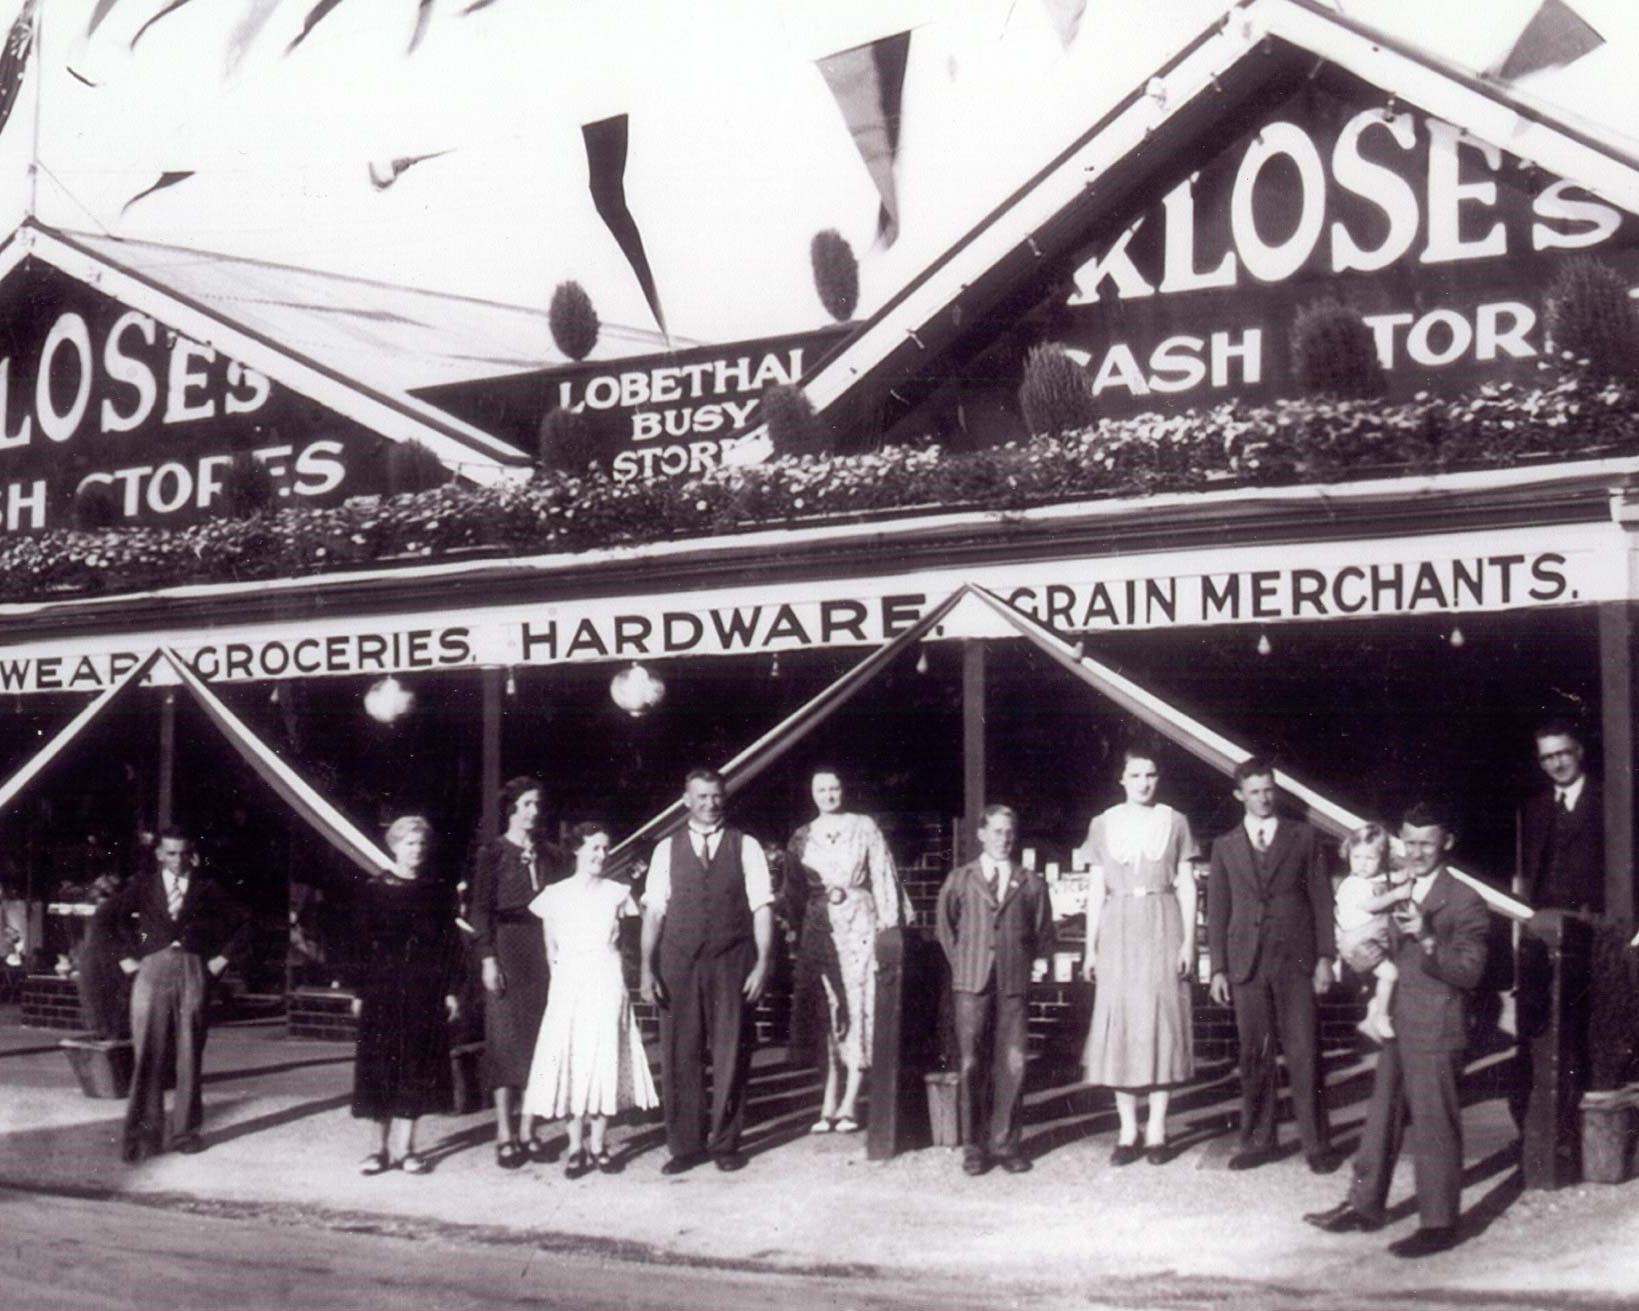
[1207,820,1334,985]
[1389,869,1489,1053]
[1520,781,1604,913]
[935,860,1054,996]
[113,869,251,967]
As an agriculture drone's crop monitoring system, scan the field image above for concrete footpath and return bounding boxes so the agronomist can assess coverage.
[1,1007,1635,1307]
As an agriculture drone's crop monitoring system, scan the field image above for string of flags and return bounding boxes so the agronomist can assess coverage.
[816,30,910,248]
[1486,0,1605,82]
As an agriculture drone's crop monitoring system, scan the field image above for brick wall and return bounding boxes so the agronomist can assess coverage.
[21,975,83,1031]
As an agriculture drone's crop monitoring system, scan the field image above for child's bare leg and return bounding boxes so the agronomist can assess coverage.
[1357,960,1398,1042]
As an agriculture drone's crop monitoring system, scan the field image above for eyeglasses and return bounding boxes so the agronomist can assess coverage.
[1538,749,1579,764]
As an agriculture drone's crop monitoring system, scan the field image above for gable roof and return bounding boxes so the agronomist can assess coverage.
[800,0,1639,443]
[0,220,654,484]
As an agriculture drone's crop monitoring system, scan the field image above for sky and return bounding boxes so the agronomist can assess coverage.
[4,0,1638,354]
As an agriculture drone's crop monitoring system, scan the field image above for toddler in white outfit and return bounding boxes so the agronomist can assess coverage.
[1333,824,1411,1043]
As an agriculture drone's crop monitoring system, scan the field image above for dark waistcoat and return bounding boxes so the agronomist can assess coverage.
[663,828,753,962]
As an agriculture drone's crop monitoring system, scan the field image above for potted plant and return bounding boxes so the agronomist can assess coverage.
[1579,921,1639,1183]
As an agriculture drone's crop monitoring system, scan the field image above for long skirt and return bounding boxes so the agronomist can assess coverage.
[483,919,548,1091]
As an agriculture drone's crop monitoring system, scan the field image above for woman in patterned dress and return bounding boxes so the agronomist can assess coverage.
[521,823,657,1177]
[784,769,906,1134]
[1079,742,1199,1166]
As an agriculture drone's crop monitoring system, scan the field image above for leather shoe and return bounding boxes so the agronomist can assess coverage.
[1306,1149,1341,1175]
[997,1154,1032,1174]
[1389,1227,1459,1259]
[1109,1142,1143,1167]
[961,1150,990,1176]
[1227,1146,1276,1171]
[1145,1143,1172,1166]
[1302,1201,1383,1234]
[171,1134,204,1156]
[713,1151,747,1173]
[660,1153,706,1176]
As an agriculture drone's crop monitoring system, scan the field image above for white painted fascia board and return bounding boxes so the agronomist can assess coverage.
[1259,0,1639,216]
[4,448,1634,624]
[17,226,529,486]
[801,12,1262,413]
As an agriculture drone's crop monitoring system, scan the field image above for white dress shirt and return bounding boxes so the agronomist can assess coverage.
[641,822,774,915]
[1243,816,1277,851]
[1557,775,1587,813]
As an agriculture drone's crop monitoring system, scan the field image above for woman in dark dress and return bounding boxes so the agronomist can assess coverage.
[354,815,462,1176]
[471,776,555,1168]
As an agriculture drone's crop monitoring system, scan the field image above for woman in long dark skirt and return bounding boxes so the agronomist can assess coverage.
[470,776,557,1167]
[354,815,462,1176]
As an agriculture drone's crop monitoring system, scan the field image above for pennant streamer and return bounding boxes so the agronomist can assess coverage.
[85,0,122,37]
[131,0,198,48]
[0,0,36,140]
[286,0,347,53]
[582,113,666,335]
[961,584,1535,922]
[817,31,910,246]
[369,149,449,190]
[226,0,282,73]
[408,0,434,53]
[121,170,195,214]
[1487,0,1604,81]
[1040,0,1086,50]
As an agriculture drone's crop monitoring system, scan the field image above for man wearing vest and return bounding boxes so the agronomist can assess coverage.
[1207,758,1336,1173]
[113,828,250,1163]
[641,768,774,1174]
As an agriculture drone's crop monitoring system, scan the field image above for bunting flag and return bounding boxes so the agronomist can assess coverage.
[226,0,282,74]
[582,113,666,335]
[85,0,121,38]
[1486,0,1604,81]
[0,0,36,140]
[961,584,1535,923]
[286,0,347,53]
[408,0,434,53]
[368,149,449,190]
[121,170,195,214]
[1040,0,1086,50]
[461,0,498,10]
[131,0,199,48]
[817,30,910,246]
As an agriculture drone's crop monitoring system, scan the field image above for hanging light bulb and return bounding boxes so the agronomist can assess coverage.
[915,649,930,676]
[505,667,517,697]
[1072,636,1087,661]
[269,684,281,705]
[1256,631,1273,657]
[610,663,666,717]
[364,676,415,724]
[770,652,781,679]
[1448,626,1466,648]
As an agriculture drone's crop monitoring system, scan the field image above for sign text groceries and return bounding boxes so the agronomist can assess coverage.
[0,550,1575,694]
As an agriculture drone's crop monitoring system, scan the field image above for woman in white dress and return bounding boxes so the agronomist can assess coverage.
[1079,742,1198,1166]
[522,823,657,1177]
[783,769,906,1133]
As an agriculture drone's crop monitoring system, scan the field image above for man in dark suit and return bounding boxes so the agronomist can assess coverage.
[114,829,250,1162]
[639,769,774,1175]
[1305,801,1489,1259]
[1514,719,1603,1161]
[935,805,1054,1177]
[1207,758,1335,1173]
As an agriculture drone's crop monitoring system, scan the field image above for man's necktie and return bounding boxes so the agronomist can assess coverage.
[1255,825,1269,852]
[167,878,186,920]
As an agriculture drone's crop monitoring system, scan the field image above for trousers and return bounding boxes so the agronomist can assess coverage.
[658,941,754,1158]
[954,987,1028,1158]
[1232,946,1328,1155]
[125,948,208,1151]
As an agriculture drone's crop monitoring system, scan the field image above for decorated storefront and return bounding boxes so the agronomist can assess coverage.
[0,0,1636,1175]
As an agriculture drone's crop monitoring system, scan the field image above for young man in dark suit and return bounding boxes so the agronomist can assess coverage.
[113,829,250,1162]
[1207,758,1336,1173]
[1305,801,1489,1259]
[935,804,1054,1177]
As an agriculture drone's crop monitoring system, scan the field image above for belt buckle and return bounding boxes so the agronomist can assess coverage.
[826,886,847,906]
